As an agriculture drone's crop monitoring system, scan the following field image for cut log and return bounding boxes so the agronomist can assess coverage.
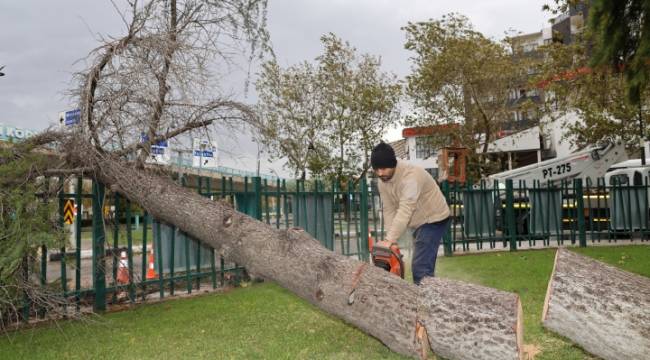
[419,277,523,360]
[73,147,523,359]
[542,248,650,360]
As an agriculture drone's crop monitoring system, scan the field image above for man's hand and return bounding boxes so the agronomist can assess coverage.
[386,240,401,256]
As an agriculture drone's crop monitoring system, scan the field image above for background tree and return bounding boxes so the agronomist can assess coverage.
[329,37,402,178]
[534,35,649,151]
[255,34,401,182]
[535,0,650,157]
[1,0,270,328]
[317,34,360,181]
[403,13,532,177]
[69,0,270,162]
[588,0,650,105]
[0,133,68,328]
[255,60,329,179]
[588,0,650,162]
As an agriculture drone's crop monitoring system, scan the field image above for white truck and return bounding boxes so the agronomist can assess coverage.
[478,142,629,236]
[487,142,628,187]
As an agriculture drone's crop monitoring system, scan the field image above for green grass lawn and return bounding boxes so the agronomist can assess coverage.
[2,245,649,359]
[1,284,403,360]
[436,245,650,360]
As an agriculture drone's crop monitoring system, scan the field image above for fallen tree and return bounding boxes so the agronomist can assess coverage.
[62,141,523,359]
[35,1,524,358]
[543,248,650,360]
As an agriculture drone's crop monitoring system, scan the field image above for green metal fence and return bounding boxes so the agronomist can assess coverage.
[22,174,380,321]
[200,176,376,260]
[441,178,650,255]
[22,174,650,321]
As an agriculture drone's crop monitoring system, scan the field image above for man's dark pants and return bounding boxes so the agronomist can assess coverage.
[412,217,450,284]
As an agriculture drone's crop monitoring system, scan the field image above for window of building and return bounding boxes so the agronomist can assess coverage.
[527,109,535,119]
[415,136,435,159]
[528,88,539,97]
[546,90,556,101]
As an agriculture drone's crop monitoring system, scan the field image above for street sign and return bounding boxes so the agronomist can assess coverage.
[59,109,81,127]
[140,133,171,165]
[192,138,218,168]
[64,199,75,225]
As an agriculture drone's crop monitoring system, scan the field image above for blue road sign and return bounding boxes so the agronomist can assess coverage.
[193,150,214,158]
[139,133,168,147]
[64,109,81,126]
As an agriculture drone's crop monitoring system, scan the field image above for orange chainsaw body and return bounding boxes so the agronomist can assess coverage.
[368,236,404,278]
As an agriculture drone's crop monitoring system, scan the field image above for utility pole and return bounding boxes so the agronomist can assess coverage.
[640,96,646,165]
[256,145,261,177]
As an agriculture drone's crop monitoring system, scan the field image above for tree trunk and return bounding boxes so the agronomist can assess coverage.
[73,147,523,359]
[419,277,523,360]
[542,248,650,360]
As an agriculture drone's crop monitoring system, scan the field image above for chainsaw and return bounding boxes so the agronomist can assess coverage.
[368,236,404,278]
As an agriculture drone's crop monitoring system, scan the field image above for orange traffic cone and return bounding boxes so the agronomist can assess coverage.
[146,247,157,280]
[117,250,130,284]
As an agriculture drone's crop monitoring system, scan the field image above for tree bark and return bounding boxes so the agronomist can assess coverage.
[72,146,522,359]
[542,248,650,360]
[419,277,523,360]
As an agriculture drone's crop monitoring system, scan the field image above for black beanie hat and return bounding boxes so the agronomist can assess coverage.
[371,142,397,169]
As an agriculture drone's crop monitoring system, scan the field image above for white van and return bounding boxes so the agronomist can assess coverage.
[604,159,650,232]
[605,159,650,186]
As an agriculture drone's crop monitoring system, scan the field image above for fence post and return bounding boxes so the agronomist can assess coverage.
[359,177,370,262]
[125,199,135,301]
[253,177,262,220]
[156,221,165,298]
[313,180,319,240]
[505,179,517,251]
[91,180,107,311]
[574,178,587,247]
[21,256,30,322]
[58,178,67,299]
[75,177,82,309]
[441,181,453,257]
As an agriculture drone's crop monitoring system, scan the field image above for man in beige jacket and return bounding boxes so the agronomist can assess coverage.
[371,142,450,284]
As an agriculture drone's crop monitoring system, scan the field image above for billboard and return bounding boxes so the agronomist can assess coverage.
[0,124,36,142]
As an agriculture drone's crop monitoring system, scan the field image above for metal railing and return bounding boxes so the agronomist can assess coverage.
[440,178,650,255]
[22,175,378,321]
[170,156,282,182]
[21,175,650,321]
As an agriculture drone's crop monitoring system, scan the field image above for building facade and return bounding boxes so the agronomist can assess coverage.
[388,125,464,180]
[484,3,589,171]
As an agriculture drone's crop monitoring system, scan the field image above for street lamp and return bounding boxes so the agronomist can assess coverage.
[256,141,262,177]
[639,99,647,166]
[199,141,206,174]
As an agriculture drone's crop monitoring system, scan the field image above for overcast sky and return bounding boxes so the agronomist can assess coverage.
[0,0,552,176]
